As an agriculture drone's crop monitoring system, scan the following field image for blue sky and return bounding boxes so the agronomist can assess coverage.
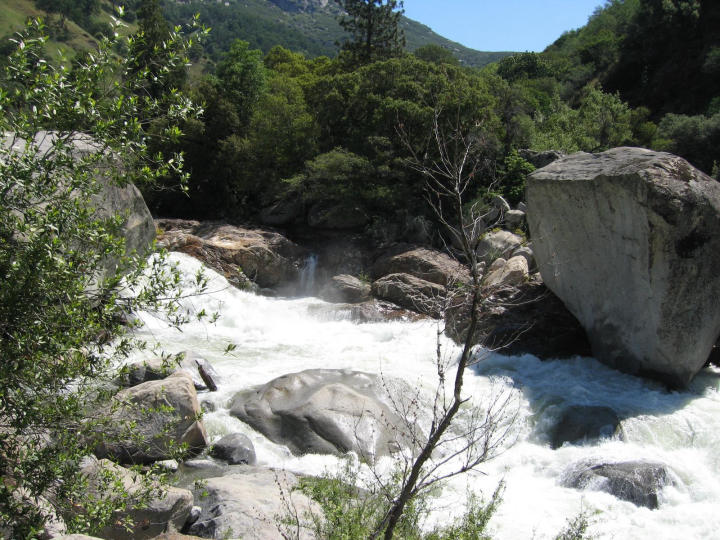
[402,0,605,52]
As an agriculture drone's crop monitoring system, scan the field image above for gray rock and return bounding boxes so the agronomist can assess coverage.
[195,357,219,392]
[308,201,368,229]
[528,147,720,386]
[476,230,524,265]
[320,274,372,303]
[96,372,209,464]
[122,353,219,392]
[187,467,319,539]
[511,245,536,272]
[372,245,470,287]
[78,457,193,539]
[371,273,446,318]
[561,460,674,509]
[229,369,412,460]
[550,406,623,449]
[482,256,529,289]
[504,209,526,229]
[210,433,256,465]
[517,202,528,212]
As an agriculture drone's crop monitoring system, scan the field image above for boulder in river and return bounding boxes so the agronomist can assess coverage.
[550,405,623,449]
[528,147,720,386]
[320,274,372,303]
[372,245,471,287]
[209,432,256,465]
[371,273,446,318]
[561,459,675,509]
[229,369,413,460]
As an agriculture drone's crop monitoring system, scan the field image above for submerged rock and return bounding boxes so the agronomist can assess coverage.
[561,460,674,509]
[528,147,720,386]
[550,405,623,449]
[229,369,412,460]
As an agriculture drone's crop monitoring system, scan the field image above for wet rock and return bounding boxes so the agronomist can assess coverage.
[551,405,623,449]
[157,219,308,289]
[528,147,720,386]
[186,467,319,539]
[229,369,412,460]
[209,433,256,465]
[320,274,372,303]
[96,372,208,464]
[561,460,674,509]
[371,273,446,318]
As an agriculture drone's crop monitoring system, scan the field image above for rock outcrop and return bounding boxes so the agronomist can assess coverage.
[186,467,319,539]
[96,371,209,464]
[561,459,674,509]
[229,369,411,460]
[157,219,308,290]
[528,147,720,386]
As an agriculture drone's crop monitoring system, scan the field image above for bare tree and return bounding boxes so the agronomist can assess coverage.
[363,111,522,539]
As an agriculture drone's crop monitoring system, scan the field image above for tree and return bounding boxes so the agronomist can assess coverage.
[35,0,100,27]
[0,18,207,538]
[334,0,406,65]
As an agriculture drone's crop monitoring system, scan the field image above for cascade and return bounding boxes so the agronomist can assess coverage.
[132,253,720,539]
[298,253,318,295]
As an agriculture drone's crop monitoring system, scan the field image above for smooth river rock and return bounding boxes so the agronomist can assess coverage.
[229,369,412,460]
[527,147,720,386]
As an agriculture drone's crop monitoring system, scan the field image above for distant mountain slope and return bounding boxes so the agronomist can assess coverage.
[163,0,512,67]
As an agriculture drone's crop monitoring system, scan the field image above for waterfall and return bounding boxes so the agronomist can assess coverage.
[131,253,720,540]
[298,253,318,295]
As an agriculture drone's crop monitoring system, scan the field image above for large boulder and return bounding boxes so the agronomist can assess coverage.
[186,467,319,539]
[527,147,720,386]
[77,457,193,539]
[371,273,446,318]
[96,371,209,464]
[157,220,308,290]
[372,245,470,287]
[209,433,256,465]
[229,369,411,460]
[561,459,674,509]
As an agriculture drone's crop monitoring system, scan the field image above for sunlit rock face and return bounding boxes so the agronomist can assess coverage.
[528,147,720,387]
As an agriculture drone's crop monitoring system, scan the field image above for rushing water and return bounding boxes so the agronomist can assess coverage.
[132,253,720,539]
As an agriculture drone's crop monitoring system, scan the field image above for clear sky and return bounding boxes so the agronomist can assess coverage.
[402,0,605,52]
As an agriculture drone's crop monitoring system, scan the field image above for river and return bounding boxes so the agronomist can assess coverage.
[132,253,720,539]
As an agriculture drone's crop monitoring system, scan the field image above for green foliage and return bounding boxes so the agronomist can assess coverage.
[216,39,267,129]
[292,460,504,540]
[413,44,460,66]
[498,151,535,205]
[657,112,720,173]
[334,0,406,66]
[554,508,597,540]
[0,17,204,538]
[497,52,555,83]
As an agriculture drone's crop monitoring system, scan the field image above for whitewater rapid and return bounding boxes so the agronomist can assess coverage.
[132,253,720,539]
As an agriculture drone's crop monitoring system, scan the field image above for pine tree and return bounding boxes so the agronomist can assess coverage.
[334,0,406,65]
